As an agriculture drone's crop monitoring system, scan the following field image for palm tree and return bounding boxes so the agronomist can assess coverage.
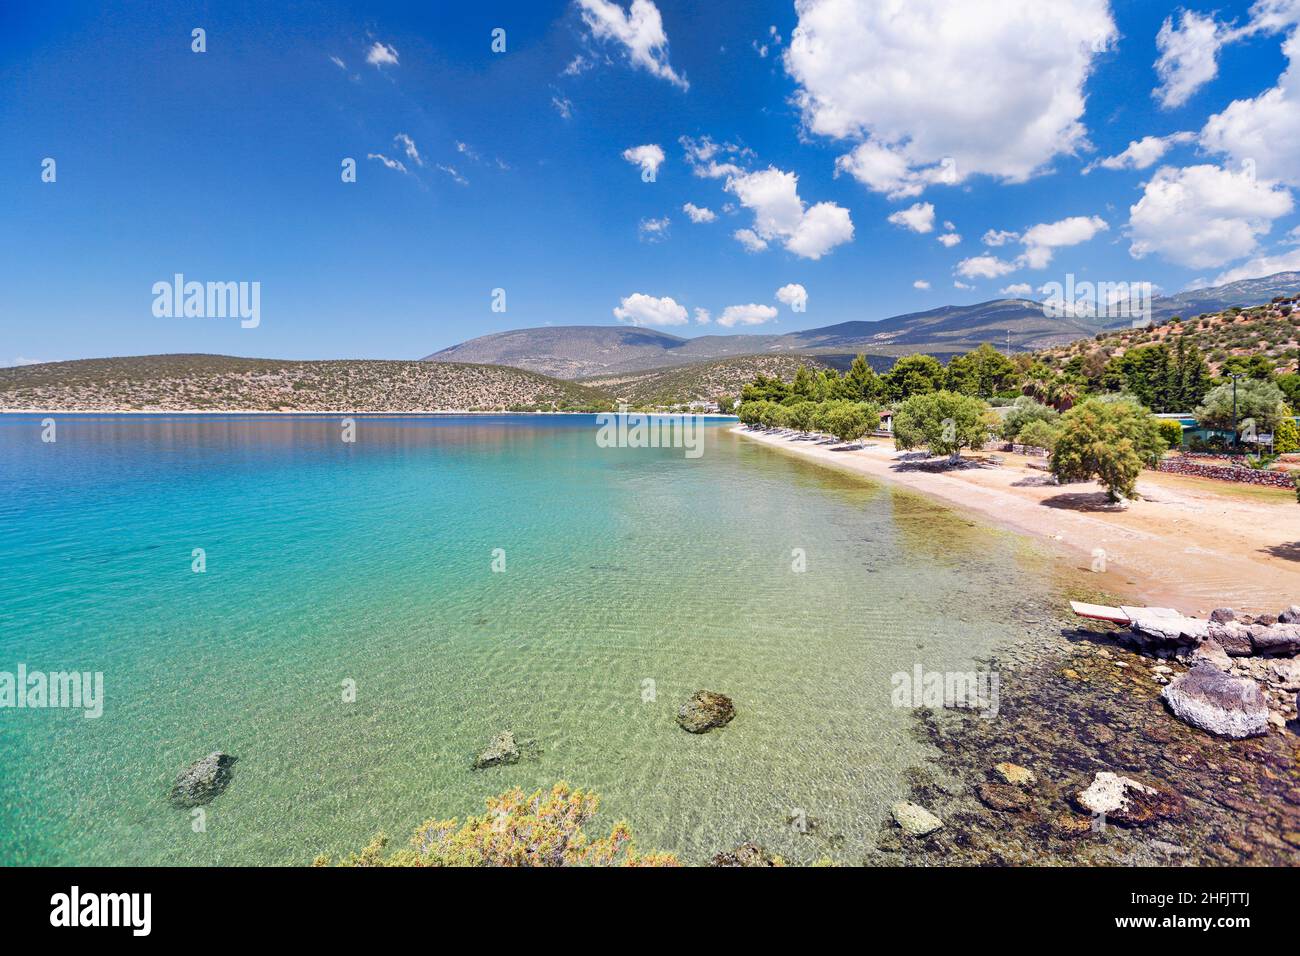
[1022,376,1052,403]
[1051,380,1080,411]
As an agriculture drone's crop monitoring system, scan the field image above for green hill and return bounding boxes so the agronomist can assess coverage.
[0,354,611,412]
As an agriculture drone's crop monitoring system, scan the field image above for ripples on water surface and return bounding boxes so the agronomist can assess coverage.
[0,415,1074,864]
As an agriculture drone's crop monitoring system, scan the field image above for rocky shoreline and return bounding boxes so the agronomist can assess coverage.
[871,611,1300,866]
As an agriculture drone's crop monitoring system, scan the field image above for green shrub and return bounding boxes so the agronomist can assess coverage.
[1155,417,1184,450]
[1001,396,1058,441]
[1275,406,1299,453]
[1016,418,1062,452]
[1050,398,1167,502]
[317,782,677,867]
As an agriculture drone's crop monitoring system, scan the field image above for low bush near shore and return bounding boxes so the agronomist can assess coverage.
[316,782,679,867]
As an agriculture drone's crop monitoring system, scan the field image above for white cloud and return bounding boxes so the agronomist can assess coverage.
[1211,246,1300,284]
[725,166,854,259]
[366,42,399,67]
[1128,163,1295,268]
[956,255,1017,279]
[913,279,931,290]
[564,54,594,76]
[1201,29,1300,187]
[393,133,424,167]
[954,280,974,290]
[734,228,768,252]
[576,0,688,89]
[787,202,855,259]
[982,229,1019,247]
[834,141,952,200]
[682,202,716,223]
[679,135,750,179]
[436,164,468,186]
[1153,11,1223,109]
[789,0,1117,195]
[887,201,936,234]
[776,283,808,310]
[694,307,711,324]
[551,93,574,119]
[622,143,665,179]
[717,303,779,327]
[1001,283,1034,297]
[613,292,689,326]
[1019,215,1108,268]
[367,153,408,175]
[638,216,671,241]
[329,55,347,70]
[937,232,962,248]
[1088,132,1195,172]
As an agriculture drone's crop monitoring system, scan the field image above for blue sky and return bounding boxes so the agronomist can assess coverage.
[3,0,1300,363]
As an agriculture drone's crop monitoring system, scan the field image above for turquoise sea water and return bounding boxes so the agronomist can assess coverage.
[0,414,1072,865]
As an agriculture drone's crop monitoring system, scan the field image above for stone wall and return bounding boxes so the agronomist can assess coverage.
[1155,455,1298,488]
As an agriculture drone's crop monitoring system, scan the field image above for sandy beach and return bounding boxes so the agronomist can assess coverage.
[735,425,1300,614]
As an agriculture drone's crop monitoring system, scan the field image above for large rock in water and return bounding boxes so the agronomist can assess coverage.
[890,801,944,836]
[1161,664,1269,739]
[676,690,735,733]
[1074,772,1184,826]
[709,842,781,867]
[1247,622,1300,655]
[170,752,236,807]
[473,731,520,769]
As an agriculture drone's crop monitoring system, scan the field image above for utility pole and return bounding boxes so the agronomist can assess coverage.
[1230,373,1242,450]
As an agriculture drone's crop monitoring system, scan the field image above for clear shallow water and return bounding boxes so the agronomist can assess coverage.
[0,414,1071,865]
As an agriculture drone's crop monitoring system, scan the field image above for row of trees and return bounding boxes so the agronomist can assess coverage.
[739,336,1300,417]
[741,381,1173,502]
[741,346,1022,406]
[737,398,881,443]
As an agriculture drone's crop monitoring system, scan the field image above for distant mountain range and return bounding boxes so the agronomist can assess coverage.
[424,299,1099,379]
[425,272,1300,379]
[1151,272,1300,322]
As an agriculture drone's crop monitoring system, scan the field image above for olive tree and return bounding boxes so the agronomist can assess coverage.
[810,400,878,444]
[787,401,820,435]
[892,390,991,463]
[1195,378,1285,440]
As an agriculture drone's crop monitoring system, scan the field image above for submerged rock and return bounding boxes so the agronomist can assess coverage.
[1074,771,1184,826]
[472,731,520,769]
[676,690,735,733]
[170,752,236,807]
[708,842,782,867]
[1210,607,1236,624]
[891,801,944,836]
[1161,665,1269,739]
[977,783,1030,812]
[992,762,1036,787]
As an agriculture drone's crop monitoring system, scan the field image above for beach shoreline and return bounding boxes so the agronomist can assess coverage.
[733,425,1300,614]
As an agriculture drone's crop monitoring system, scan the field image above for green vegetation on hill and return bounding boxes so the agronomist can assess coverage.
[1039,298,1300,411]
[578,354,835,408]
[0,354,612,413]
